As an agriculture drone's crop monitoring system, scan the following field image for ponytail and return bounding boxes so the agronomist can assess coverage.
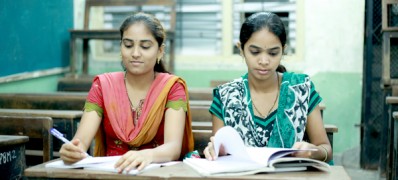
[276,64,287,73]
[154,60,169,73]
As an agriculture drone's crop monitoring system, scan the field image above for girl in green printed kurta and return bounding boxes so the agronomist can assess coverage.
[203,12,332,163]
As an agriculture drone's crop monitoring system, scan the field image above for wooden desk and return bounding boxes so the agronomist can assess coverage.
[0,92,87,110]
[385,96,398,179]
[0,109,83,152]
[24,160,350,180]
[386,96,398,104]
[0,135,29,180]
[392,111,398,179]
[189,88,214,101]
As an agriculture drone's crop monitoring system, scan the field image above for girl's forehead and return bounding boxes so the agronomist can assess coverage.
[246,28,282,49]
[123,22,155,39]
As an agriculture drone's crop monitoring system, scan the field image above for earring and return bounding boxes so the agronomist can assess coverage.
[157,58,161,64]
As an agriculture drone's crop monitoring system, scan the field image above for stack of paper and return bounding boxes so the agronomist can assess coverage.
[45,156,163,175]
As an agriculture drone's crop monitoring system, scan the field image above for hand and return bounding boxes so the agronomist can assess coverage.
[114,150,153,173]
[291,141,317,159]
[203,136,226,161]
[59,139,88,164]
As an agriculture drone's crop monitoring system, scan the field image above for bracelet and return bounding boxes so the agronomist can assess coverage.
[319,145,328,162]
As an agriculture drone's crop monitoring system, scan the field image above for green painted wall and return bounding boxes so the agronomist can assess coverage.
[175,70,245,88]
[311,72,362,153]
[0,75,63,93]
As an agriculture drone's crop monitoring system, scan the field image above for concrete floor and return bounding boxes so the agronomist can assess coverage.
[334,146,381,180]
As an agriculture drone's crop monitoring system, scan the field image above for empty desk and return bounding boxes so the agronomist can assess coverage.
[0,109,83,152]
[0,135,29,180]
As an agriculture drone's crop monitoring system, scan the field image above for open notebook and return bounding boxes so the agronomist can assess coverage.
[45,156,177,175]
[183,126,330,176]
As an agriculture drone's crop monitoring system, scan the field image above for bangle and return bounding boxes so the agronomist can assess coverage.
[319,145,328,162]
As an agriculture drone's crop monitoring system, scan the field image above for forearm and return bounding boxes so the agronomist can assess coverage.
[312,144,332,162]
[72,111,102,152]
[141,141,182,163]
[71,135,91,152]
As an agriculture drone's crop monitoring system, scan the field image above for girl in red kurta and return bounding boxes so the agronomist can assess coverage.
[59,12,194,173]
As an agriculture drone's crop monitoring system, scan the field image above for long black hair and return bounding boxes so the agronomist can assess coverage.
[119,12,168,73]
[239,12,287,73]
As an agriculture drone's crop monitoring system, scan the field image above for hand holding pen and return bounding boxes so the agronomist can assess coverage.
[50,128,91,162]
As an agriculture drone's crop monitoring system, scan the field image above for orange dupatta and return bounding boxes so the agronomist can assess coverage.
[93,72,194,159]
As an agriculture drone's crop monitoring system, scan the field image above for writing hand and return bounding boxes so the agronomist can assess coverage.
[59,139,88,164]
[114,150,153,173]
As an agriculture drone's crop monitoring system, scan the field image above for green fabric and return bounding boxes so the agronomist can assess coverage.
[84,99,188,118]
[209,89,223,121]
[268,72,298,148]
[166,99,188,112]
[84,102,103,118]
[209,72,323,149]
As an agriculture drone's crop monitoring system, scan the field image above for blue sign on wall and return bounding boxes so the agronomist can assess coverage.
[0,0,73,77]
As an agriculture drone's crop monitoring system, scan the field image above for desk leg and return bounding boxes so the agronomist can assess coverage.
[169,39,175,73]
[82,39,89,76]
[327,132,333,149]
[70,37,76,76]
[393,116,397,179]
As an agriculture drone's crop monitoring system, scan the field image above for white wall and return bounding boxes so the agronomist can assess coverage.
[299,0,365,75]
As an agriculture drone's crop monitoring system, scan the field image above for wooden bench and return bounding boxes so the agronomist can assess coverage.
[0,92,87,110]
[386,96,398,180]
[189,88,214,101]
[0,109,82,156]
[0,116,53,166]
[0,89,214,109]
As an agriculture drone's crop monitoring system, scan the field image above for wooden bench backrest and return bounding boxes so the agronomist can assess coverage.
[84,0,176,30]
[0,116,53,163]
[0,93,87,110]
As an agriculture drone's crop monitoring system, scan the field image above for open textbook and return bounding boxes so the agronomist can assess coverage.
[45,156,177,175]
[183,126,330,176]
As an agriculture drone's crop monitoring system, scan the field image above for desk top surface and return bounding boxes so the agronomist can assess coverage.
[25,160,350,180]
[386,96,398,104]
[0,109,83,118]
[0,135,29,147]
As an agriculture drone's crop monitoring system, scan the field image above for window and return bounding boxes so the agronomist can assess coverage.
[90,1,223,58]
[98,5,174,55]
[175,0,222,55]
[232,0,296,55]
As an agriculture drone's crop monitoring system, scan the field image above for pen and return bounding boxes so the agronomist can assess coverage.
[50,128,90,157]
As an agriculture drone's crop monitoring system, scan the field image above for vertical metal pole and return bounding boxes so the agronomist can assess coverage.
[361,0,374,169]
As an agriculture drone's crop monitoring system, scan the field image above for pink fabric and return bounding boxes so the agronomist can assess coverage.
[86,72,187,155]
